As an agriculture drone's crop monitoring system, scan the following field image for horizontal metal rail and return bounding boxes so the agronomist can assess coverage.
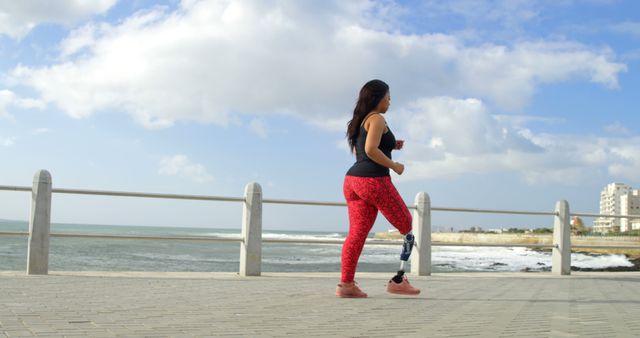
[262,238,403,245]
[0,231,402,246]
[0,231,27,236]
[5,232,640,250]
[0,231,559,248]
[0,185,245,202]
[5,184,640,221]
[572,244,640,250]
[0,185,31,192]
[432,206,557,216]
[52,188,246,203]
[432,242,557,248]
[262,198,347,208]
[50,233,242,242]
[0,231,241,243]
[572,212,640,219]
[1,186,561,215]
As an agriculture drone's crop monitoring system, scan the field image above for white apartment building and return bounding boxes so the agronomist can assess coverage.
[621,190,640,232]
[593,183,640,233]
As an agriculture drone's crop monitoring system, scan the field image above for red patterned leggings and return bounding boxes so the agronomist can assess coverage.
[341,175,412,283]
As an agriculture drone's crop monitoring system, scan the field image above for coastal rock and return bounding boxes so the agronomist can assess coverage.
[521,266,551,272]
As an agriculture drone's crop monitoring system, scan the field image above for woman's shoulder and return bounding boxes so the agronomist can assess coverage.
[363,113,387,133]
[365,112,386,124]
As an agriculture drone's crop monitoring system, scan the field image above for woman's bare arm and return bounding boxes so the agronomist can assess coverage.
[364,114,403,174]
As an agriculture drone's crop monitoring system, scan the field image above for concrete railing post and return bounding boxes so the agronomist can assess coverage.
[552,200,571,275]
[411,192,431,276]
[27,170,52,275]
[240,182,262,276]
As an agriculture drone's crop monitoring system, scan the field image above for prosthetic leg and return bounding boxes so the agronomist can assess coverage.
[391,232,414,283]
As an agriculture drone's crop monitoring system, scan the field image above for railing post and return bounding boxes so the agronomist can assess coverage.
[27,170,52,275]
[411,192,431,276]
[552,200,571,275]
[240,182,262,276]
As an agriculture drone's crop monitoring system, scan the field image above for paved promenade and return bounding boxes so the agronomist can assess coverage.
[1,271,639,337]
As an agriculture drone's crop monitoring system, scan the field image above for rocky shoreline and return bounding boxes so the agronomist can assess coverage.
[521,257,640,272]
[374,231,640,272]
[570,257,640,272]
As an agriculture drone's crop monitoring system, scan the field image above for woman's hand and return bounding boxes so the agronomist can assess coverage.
[395,140,404,150]
[392,162,405,175]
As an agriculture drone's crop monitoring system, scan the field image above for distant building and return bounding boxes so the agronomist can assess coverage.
[620,191,640,232]
[487,228,505,234]
[593,183,640,233]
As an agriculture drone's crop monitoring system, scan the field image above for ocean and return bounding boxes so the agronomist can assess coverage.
[0,220,634,273]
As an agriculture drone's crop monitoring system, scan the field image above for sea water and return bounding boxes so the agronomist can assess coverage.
[0,220,633,272]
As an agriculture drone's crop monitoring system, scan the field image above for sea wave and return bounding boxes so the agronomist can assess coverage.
[572,252,633,269]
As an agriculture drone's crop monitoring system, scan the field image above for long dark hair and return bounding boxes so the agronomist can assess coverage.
[346,79,389,152]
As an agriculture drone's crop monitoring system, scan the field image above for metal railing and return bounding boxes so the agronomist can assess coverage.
[431,206,557,216]
[2,170,640,276]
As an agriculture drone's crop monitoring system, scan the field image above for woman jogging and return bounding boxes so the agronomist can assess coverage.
[336,79,421,298]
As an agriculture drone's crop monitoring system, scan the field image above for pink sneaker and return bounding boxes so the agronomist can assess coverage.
[387,276,421,295]
[336,281,368,298]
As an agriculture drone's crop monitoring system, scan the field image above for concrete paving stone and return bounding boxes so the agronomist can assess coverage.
[0,325,25,330]
[2,332,34,337]
[2,271,640,337]
[25,329,58,335]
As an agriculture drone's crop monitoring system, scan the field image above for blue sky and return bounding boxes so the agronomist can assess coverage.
[1,0,639,232]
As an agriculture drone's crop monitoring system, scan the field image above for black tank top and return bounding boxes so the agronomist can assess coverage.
[346,123,396,177]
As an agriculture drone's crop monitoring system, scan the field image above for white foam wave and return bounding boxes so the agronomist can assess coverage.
[572,253,633,269]
[359,246,634,272]
[200,232,242,239]
[262,232,345,241]
[431,247,550,272]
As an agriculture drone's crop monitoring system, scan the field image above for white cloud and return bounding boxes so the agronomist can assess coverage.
[158,155,214,183]
[0,90,15,119]
[398,97,541,156]
[493,114,565,128]
[4,0,632,186]
[311,117,349,133]
[607,139,640,182]
[0,89,45,119]
[0,136,16,147]
[59,22,100,58]
[0,0,117,39]
[9,0,626,129]
[604,122,631,135]
[390,96,640,185]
